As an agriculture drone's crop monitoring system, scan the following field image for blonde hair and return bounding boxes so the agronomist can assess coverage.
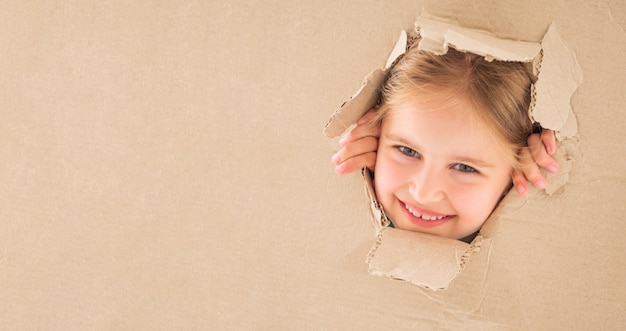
[373,41,534,169]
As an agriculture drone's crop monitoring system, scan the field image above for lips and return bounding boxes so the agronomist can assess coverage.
[399,199,453,228]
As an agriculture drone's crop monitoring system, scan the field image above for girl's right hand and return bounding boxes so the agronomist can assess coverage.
[331,109,380,175]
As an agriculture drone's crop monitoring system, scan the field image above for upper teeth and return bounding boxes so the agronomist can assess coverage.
[405,203,446,221]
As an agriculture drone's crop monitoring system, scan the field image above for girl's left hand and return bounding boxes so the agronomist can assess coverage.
[512,129,560,196]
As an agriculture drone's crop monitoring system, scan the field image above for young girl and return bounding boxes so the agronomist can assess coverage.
[332,42,560,240]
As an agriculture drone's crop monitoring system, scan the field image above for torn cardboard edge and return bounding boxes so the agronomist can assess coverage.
[414,17,542,61]
[322,31,407,138]
[366,227,484,290]
[325,16,582,290]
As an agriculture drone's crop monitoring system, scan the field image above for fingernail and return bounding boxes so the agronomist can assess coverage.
[517,186,527,196]
[548,165,558,173]
[535,181,547,189]
[339,137,347,146]
[332,154,341,164]
[546,146,554,155]
[335,163,345,174]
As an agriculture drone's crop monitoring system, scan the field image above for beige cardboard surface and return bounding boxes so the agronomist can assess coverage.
[1,1,625,330]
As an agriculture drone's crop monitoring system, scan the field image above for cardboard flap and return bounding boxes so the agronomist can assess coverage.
[530,23,582,194]
[323,68,386,138]
[385,30,408,70]
[323,31,408,138]
[531,23,583,135]
[367,228,482,290]
[415,17,541,61]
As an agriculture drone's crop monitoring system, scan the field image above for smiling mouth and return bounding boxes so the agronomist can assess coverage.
[403,202,449,221]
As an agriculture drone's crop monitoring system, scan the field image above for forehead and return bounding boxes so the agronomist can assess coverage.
[384,97,478,132]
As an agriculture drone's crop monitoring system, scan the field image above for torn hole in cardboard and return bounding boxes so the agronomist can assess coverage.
[324,16,582,290]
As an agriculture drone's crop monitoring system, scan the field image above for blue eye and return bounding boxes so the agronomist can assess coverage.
[453,163,477,173]
[398,146,420,158]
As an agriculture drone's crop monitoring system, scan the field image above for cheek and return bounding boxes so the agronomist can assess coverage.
[454,190,495,217]
[374,152,406,198]
[451,176,510,220]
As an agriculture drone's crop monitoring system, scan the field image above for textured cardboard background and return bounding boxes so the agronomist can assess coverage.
[1,1,624,330]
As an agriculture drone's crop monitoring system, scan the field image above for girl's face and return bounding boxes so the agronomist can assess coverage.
[374,99,513,240]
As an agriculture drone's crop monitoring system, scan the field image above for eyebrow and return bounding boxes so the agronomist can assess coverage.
[383,133,497,168]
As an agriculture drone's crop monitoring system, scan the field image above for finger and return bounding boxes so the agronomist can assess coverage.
[333,136,379,165]
[340,121,381,147]
[357,108,378,125]
[527,134,559,173]
[519,146,547,189]
[335,152,377,175]
[511,169,529,196]
[541,129,556,155]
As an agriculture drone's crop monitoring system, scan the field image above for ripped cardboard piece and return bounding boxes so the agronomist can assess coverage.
[367,227,483,290]
[532,24,582,194]
[322,68,386,138]
[414,17,541,61]
[325,16,582,290]
[323,31,407,138]
[532,24,583,138]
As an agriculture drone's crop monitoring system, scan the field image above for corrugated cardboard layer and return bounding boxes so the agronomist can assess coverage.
[0,0,624,330]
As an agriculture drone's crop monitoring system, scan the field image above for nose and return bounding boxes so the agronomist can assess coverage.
[408,165,446,204]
